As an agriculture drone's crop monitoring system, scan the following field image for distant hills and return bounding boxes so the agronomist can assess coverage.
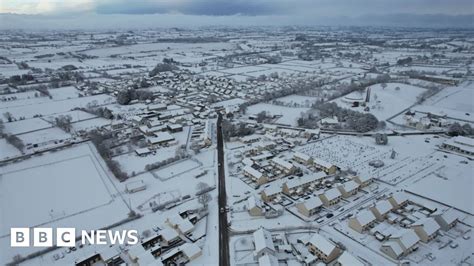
[0,13,472,30]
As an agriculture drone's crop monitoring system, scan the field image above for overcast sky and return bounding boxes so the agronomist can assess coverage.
[0,0,472,28]
[1,0,473,16]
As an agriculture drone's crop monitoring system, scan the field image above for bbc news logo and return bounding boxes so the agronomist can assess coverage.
[11,228,139,247]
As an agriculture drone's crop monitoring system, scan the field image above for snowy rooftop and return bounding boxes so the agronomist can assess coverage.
[323,187,342,200]
[253,228,275,254]
[393,229,419,249]
[373,200,392,215]
[439,208,459,224]
[355,210,376,226]
[414,217,440,235]
[382,241,403,256]
[312,157,334,169]
[301,197,323,210]
[243,165,263,178]
[271,157,294,170]
[308,233,337,256]
[339,180,359,192]
[284,172,326,189]
[337,251,364,266]
[180,243,202,259]
[293,151,311,161]
[258,254,279,266]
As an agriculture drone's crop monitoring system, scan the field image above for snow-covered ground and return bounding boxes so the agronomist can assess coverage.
[247,103,310,126]
[332,83,427,121]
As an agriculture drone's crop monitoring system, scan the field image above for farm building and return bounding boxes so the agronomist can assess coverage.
[148,103,167,111]
[125,180,147,193]
[135,147,152,156]
[147,132,175,145]
[241,135,261,144]
[167,123,183,132]
[441,136,474,157]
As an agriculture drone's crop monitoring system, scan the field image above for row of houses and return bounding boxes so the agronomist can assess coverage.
[300,233,363,265]
[349,193,411,233]
[243,157,297,185]
[347,193,459,260]
[75,213,201,266]
[261,174,373,209]
[293,152,337,174]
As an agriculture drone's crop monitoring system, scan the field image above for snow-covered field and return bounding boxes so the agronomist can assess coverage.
[423,81,474,114]
[274,94,319,107]
[0,139,22,160]
[18,127,71,145]
[407,155,474,214]
[333,83,427,120]
[247,103,310,126]
[3,118,52,135]
[0,144,117,235]
[0,94,115,119]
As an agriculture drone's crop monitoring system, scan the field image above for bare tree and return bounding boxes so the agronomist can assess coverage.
[0,119,4,136]
[3,112,13,122]
[54,115,73,133]
[196,182,212,208]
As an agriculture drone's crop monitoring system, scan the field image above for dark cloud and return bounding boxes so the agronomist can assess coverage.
[95,0,284,16]
[93,0,474,17]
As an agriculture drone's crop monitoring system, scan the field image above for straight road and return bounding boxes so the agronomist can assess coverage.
[216,113,230,266]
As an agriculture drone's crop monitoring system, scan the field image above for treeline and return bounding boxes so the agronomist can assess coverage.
[448,122,473,137]
[54,115,73,133]
[117,89,154,105]
[5,134,25,151]
[36,86,52,98]
[9,74,35,85]
[397,57,413,65]
[145,154,190,171]
[89,130,128,181]
[0,119,24,152]
[81,106,114,119]
[222,120,255,141]
[318,102,379,132]
[155,37,227,43]
[149,63,178,77]
[1,122,24,152]
[299,102,380,133]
